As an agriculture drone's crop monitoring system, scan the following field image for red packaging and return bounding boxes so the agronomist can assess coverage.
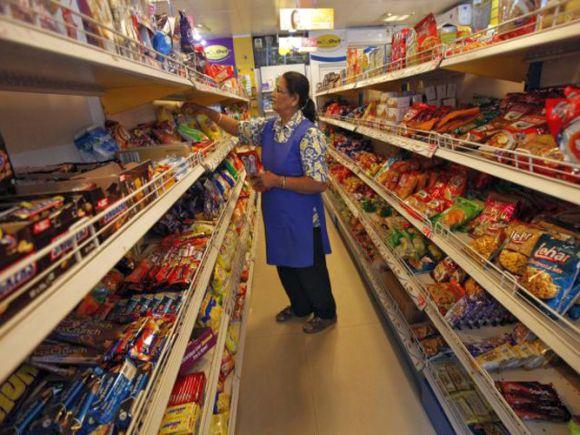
[469,193,518,237]
[169,372,206,406]
[413,13,440,62]
[205,64,234,83]
[219,349,235,381]
[390,28,410,70]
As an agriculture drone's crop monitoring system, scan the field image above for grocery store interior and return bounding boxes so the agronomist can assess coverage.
[0,1,579,435]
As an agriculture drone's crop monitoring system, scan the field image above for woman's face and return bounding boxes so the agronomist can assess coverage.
[272,77,299,114]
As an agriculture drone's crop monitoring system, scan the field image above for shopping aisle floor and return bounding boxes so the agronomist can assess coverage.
[236,214,436,435]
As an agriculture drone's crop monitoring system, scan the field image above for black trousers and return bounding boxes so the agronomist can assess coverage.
[276,228,337,319]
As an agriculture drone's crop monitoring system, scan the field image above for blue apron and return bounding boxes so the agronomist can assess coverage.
[261,118,331,268]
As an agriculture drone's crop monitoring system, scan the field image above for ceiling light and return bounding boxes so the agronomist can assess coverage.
[193,30,202,41]
[383,14,410,22]
[200,39,207,46]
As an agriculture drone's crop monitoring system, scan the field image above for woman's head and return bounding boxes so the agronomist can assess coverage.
[272,71,317,122]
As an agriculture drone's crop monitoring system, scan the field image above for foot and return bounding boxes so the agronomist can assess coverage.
[275,306,310,323]
[303,316,337,334]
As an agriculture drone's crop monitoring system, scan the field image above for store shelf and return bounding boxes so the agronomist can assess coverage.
[423,362,472,435]
[323,192,426,371]
[441,19,580,82]
[316,58,440,97]
[130,176,248,435]
[0,157,207,384]
[321,116,580,205]
[0,14,248,114]
[202,137,239,172]
[228,196,260,435]
[328,148,580,373]
[197,195,257,435]
[328,174,579,434]
[315,3,580,96]
[329,176,525,433]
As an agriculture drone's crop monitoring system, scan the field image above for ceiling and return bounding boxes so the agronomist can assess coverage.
[170,0,460,37]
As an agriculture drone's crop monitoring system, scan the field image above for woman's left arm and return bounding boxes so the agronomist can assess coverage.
[252,127,329,194]
[254,172,327,194]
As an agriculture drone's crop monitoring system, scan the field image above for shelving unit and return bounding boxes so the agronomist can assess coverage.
[320,116,580,205]
[323,191,475,434]
[327,169,580,434]
[131,176,248,435]
[328,147,580,374]
[0,11,248,115]
[196,190,258,435]
[227,196,261,435]
[316,3,580,96]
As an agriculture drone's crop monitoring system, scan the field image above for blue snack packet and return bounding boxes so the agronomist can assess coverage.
[522,234,580,313]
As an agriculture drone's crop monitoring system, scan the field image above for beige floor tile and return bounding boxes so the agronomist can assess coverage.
[236,334,318,435]
[304,323,435,435]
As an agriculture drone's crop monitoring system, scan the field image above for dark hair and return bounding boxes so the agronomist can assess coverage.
[282,71,317,123]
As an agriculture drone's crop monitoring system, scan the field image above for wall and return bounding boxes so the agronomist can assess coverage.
[233,35,257,91]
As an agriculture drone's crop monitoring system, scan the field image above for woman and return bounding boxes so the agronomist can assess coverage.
[189,72,337,334]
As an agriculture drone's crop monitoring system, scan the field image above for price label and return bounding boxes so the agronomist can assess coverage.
[415,294,427,311]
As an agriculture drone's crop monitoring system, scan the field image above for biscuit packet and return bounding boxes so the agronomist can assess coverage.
[520,234,580,313]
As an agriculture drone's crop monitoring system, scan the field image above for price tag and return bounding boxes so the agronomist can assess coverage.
[415,294,427,311]
[422,226,432,239]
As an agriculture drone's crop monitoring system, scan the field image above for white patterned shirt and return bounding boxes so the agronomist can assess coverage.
[239,111,328,226]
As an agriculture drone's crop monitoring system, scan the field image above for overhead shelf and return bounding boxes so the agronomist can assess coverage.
[328,147,580,373]
[315,7,580,97]
[441,20,580,82]
[0,138,239,384]
[320,116,580,206]
[0,15,248,114]
[328,174,579,435]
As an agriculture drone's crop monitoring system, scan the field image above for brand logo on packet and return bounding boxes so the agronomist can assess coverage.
[0,364,39,422]
[0,261,36,298]
[535,243,571,264]
[102,202,128,225]
[510,230,534,244]
[50,227,90,261]
[205,45,230,61]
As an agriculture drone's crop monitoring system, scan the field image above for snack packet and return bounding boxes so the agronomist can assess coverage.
[520,234,580,312]
[433,197,484,230]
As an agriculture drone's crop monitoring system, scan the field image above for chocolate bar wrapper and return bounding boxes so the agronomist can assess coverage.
[49,318,123,350]
[30,343,102,366]
[180,328,217,375]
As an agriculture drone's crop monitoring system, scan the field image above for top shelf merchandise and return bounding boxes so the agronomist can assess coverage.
[0,1,249,114]
[316,1,580,96]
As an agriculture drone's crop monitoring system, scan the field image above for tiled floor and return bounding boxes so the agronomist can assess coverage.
[236,216,436,435]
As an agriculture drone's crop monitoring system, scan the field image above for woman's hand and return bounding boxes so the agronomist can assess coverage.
[182,102,211,116]
[250,171,281,192]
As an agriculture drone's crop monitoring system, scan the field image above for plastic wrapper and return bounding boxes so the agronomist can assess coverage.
[196,115,222,141]
[219,350,235,381]
[433,197,484,230]
[49,318,123,351]
[426,281,466,315]
[496,381,571,422]
[209,411,230,435]
[198,293,222,332]
[213,392,231,414]
[432,257,466,283]
[0,364,42,425]
[178,123,209,143]
[497,222,545,274]
[469,193,518,237]
[30,342,102,366]
[450,390,496,425]
[520,234,580,312]
[225,323,239,355]
[74,125,120,162]
[419,336,448,358]
[160,402,200,435]
[180,328,217,375]
[410,323,437,340]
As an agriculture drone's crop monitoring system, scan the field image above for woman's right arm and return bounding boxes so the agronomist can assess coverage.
[184,103,240,136]
[183,103,268,147]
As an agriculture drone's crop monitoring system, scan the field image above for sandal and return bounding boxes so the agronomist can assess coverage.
[275,306,309,323]
[303,316,337,334]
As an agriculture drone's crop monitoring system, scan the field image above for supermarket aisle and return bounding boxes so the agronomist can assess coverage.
[236,213,435,435]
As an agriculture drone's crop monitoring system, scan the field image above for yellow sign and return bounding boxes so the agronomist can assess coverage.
[316,34,341,49]
[204,44,229,61]
[280,8,334,31]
